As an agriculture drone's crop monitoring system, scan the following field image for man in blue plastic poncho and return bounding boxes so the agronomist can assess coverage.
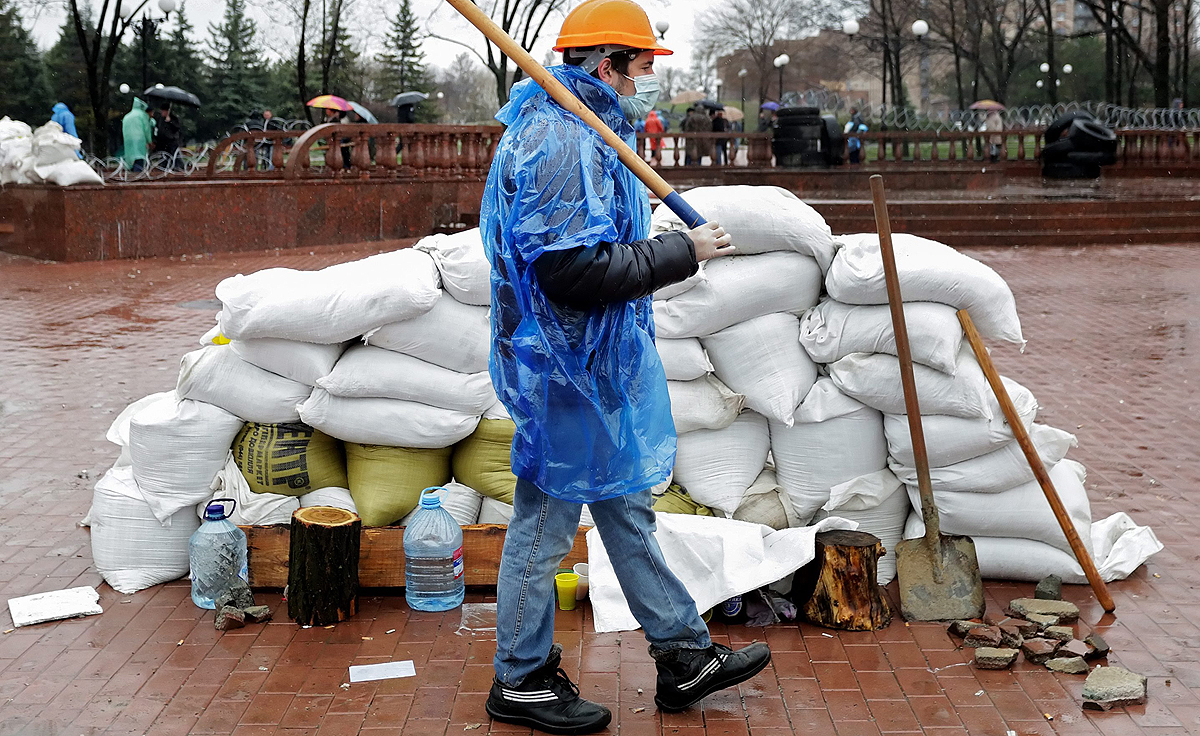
[481,2,771,733]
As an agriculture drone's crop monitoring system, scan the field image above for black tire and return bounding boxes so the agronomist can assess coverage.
[1044,110,1096,143]
[772,138,807,156]
[1040,138,1075,163]
[1043,161,1101,179]
[1066,150,1117,166]
[1067,119,1118,154]
[777,106,820,119]
[821,115,844,165]
[774,123,823,140]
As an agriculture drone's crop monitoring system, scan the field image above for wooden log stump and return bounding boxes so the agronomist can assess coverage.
[287,506,361,626]
[792,529,892,631]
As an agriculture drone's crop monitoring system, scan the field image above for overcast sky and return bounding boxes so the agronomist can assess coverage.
[29,0,709,73]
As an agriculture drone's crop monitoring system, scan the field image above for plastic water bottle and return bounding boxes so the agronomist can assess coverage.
[404,487,465,611]
[189,498,248,609]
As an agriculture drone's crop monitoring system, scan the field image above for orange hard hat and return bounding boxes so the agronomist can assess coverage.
[554,0,672,55]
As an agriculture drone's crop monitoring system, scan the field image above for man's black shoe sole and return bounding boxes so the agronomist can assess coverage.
[485,700,612,735]
[653,651,772,713]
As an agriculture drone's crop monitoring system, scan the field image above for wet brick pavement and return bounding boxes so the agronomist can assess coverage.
[0,242,1197,736]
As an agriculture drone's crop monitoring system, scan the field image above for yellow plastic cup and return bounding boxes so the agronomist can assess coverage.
[555,572,580,611]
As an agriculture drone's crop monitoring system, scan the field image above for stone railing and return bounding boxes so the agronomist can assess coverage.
[280,123,501,179]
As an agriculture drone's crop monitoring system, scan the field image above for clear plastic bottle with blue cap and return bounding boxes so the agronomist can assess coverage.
[189,498,248,609]
[403,487,465,611]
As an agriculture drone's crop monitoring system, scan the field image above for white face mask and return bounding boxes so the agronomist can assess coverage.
[618,72,660,121]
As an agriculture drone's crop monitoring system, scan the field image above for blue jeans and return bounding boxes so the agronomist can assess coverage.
[494,478,711,686]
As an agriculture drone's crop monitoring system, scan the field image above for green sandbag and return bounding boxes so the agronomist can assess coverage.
[652,485,715,516]
[345,443,452,527]
[452,418,517,503]
[233,422,347,496]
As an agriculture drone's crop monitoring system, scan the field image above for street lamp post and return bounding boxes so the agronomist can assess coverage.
[738,67,748,114]
[120,0,177,92]
[773,54,790,104]
[655,20,669,41]
[912,20,929,113]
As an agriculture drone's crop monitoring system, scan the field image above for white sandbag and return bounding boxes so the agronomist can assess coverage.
[667,376,744,434]
[656,338,712,381]
[732,469,799,531]
[177,345,312,423]
[651,186,836,270]
[702,313,817,426]
[885,376,1038,467]
[230,338,346,386]
[216,248,441,343]
[399,482,483,526]
[904,459,1092,555]
[37,159,103,186]
[890,423,1076,495]
[106,392,174,467]
[816,470,910,585]
[953,513,1162,583]
[829,345,992,420]
[415,229,491,306]
[91,466,199,594]
[318,345,496,414]
[299,487,359,514]
[478,496,514,524]
[484,401,511,421]
[800,300,963,374]
[673,412,770,515]
[770,379,887,524]
[31,122,80,165]
[129,394,244,522]
[653,252,823,338]
[298,389,479,448]
[198,453,299,526]
[365,295,490,374]
[654,267,706,301]
[826,233,1023,345]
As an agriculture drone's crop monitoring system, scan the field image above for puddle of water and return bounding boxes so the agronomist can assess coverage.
[176,299,222,310]
[457,602,497,637]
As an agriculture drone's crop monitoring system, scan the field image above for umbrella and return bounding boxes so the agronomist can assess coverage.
[307,94,353,111]
[969,99,1006,111]
[669,90,706,105]
[390,91,430,107]
[724,107,745,122]
[348,101,378,124]
[143,85,201,107]
[700,99,725,110]
[760,101,780,111]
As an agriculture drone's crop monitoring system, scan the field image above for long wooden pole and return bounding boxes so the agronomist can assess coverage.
[442,0,706,228]
[957,309,1116,613]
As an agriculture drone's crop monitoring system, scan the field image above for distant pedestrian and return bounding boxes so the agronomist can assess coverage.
[50,103,83,158]
[153,103,182,166]
[847,122,867,164]
[323,107,353,169]
[121,97,153,171]
[644,109,664,165]
[711,109,728,166]
[683,106,709,165]
[985,109,1003,161]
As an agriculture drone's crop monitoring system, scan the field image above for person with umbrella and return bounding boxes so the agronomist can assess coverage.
[121,97,154,171]
[153,102,182,166]
[711,107,728,166]
[309,95,355,169]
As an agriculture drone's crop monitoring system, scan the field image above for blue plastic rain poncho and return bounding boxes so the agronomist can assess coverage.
[51,103,83,158]
[481,65,674,503]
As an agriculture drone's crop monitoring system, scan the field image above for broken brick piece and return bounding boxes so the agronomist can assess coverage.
[1083,633,1110,661]
[998,623,1024,649]
[215,581,255,612]
[1004,617,1039,637]
[243,605,273,624]
[1044,626,1074,642]
[1059,639,1091,659]
[948,620,985,638]
[974,647,1019,670]
[215,606,246,631]
[1035,575,1063,601]
[964,625,1003,648]
[1026,613,1059,628]
[1082,666,1147,710]
[1021,637,1061,664]
[1005,598,1080,625]
[1046,656,1089,675]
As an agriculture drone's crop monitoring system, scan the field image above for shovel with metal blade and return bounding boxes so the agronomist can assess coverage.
[868,175,986,622]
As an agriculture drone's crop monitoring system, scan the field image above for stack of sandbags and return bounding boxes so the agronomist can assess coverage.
[0,118,35,184]
[29,121,101,186]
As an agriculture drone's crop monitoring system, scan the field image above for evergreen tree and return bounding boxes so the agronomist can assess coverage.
[160,3,208,142]
[44,8,93,137]
[206,0,268,135]
[0,0,51,123]
[376,0,430,96]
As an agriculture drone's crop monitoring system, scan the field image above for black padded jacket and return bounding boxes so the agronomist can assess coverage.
[533,231,698,310]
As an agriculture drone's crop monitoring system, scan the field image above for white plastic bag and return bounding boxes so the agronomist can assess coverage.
[800,300,963,374]
[770,379,888,525]
[884,376,1038,467]
[904,459,1092,555]
[650,186,837,270]
[365,295,490,374]
[653,252,823,338]
[889,423,1076,495]
[702,313,817,426]
[816,470,911,585]
[732,469,799,531]
[91,466,199,594]
[318,345,497,414]
[129,394,244,522]
[673,412,770,515]
[825,233,1024,345]
[230,338,346,386]
[399,482,483,526]
[415,229,491,306]
[106,392,174,467]
[656,338,712,381]
[478,496,514,524]
[299,487,359,514]
[216,248,441,342]
[667,375,744,434]
[198,453,299,526]
[829,345,993,420]
[298,389,480,448]
[37,159,103,186]
[177,345,312,423]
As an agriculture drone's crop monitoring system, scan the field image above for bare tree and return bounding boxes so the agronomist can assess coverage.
[435,52,499,123]
[1080,0,1174,107]
[428,0,576,107]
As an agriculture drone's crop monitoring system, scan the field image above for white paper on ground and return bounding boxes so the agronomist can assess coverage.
[586,514,857,633]
[348,660,417,682]
[8,586,104,627]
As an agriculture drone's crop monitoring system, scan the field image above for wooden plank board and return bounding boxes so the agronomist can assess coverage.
[242,524,589,589]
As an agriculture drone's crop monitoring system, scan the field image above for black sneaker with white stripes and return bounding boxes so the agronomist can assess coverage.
[652,642,772,712]
[486,645,611,735]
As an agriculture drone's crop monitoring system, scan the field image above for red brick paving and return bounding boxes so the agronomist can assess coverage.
[1,241,1198,735]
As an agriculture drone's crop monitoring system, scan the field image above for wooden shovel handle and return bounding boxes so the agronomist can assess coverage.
[957,309,1116,613]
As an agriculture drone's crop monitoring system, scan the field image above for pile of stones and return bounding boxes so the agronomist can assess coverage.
[947,575,1147,710]
[214,580,273,631]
